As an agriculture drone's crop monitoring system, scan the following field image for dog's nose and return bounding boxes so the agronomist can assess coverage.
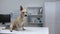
[25,15,27,16]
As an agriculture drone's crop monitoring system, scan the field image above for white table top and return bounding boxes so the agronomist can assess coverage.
[0,27,49,34]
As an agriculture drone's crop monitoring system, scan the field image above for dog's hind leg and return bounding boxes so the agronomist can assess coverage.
[15,25,19,31]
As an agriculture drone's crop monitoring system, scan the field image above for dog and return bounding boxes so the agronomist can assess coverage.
[10,6,27,32]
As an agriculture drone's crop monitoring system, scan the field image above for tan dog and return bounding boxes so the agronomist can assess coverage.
[10,6,27,32]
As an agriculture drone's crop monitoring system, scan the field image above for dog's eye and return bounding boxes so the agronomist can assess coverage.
[22,12,24,14]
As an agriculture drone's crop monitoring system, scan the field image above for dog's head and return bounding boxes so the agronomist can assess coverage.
[21,9,27,17]
[20,6,27,17]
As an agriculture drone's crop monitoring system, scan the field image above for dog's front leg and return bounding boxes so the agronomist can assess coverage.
[10,24,13,32]
[22,24,25,30]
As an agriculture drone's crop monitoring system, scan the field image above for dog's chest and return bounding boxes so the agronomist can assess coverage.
[19,17,27,25]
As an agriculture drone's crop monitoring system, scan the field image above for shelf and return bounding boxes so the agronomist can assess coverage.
[28,14,42,18]
[27,7,42,9]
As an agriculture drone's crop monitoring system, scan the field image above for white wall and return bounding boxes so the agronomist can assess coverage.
[45,2,56,34]
[0,0,58,13]
[0,0,20,13]
[45,0,56,2]
[0,0,44,12]
[55,1,60,34]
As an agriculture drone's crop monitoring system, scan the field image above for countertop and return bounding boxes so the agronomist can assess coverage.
[0,27,49,34]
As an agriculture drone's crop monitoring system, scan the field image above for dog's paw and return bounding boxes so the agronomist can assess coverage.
[10,30,12,32]
[10,30,13,32]
[22,29,26,31]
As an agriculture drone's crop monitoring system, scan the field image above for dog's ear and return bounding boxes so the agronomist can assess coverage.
[20,6,23,11]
